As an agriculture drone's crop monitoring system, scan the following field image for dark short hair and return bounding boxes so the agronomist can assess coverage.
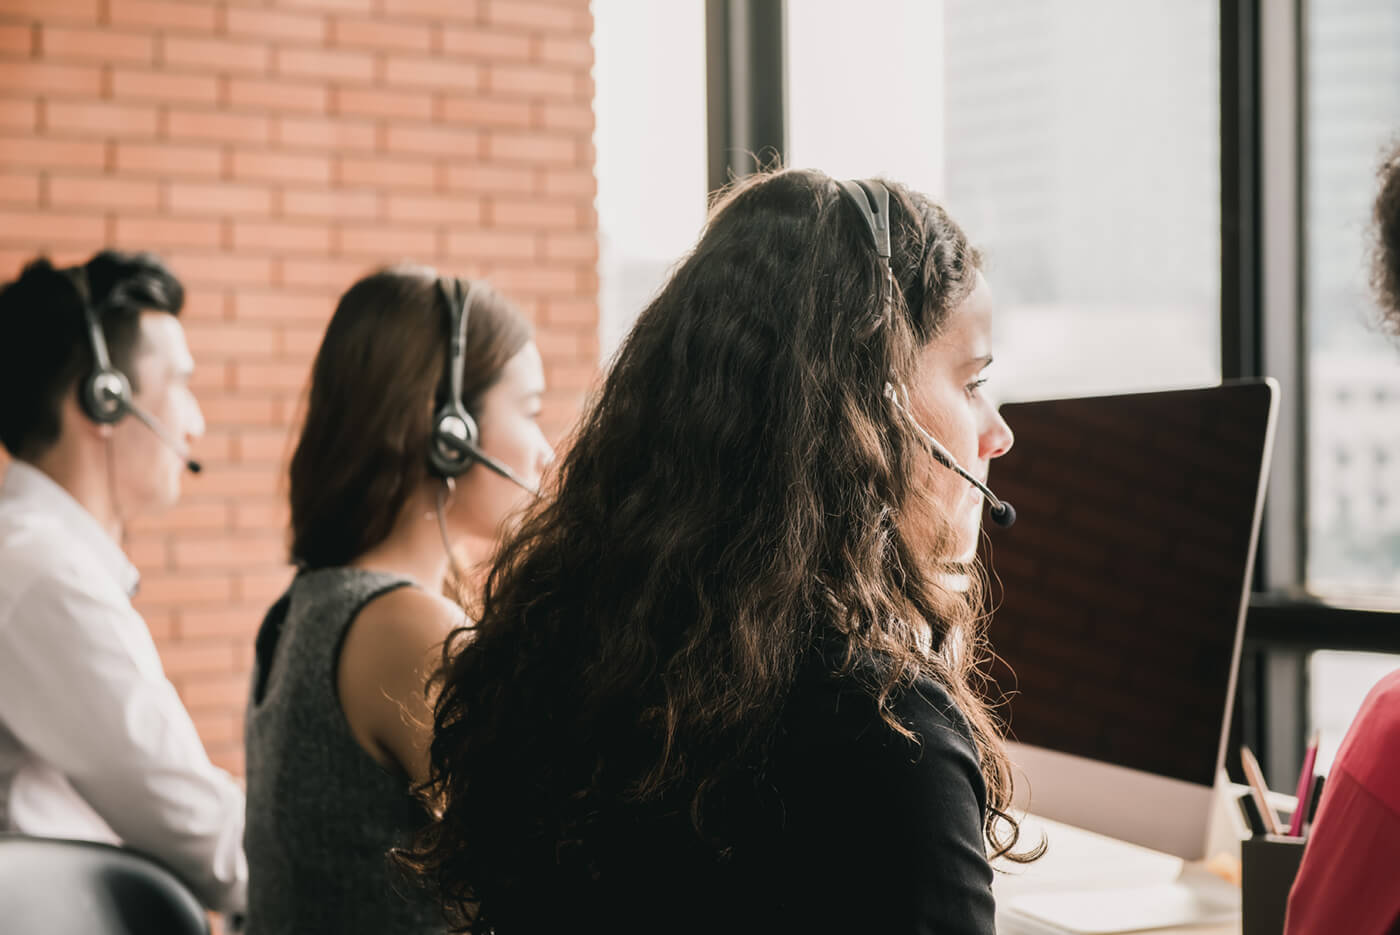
[288,266,532,570]
[0,250,185,460]
[1375,143,1400,330]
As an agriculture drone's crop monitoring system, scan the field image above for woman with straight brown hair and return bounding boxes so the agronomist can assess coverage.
[242,266,554,935]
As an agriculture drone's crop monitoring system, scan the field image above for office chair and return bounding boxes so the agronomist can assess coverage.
[0,834,210,935]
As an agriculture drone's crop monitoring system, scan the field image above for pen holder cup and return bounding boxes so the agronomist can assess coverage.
[1241,834,1306,935]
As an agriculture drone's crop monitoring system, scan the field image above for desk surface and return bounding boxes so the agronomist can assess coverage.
[993,816,1244,935]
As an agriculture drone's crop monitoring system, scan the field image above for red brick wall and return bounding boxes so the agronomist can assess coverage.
[0,0,598,776]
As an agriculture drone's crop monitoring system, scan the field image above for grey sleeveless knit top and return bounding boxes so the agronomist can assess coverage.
[244,567,444,935]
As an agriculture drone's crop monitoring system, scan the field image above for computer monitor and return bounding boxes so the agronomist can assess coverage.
[980,380,1277,860]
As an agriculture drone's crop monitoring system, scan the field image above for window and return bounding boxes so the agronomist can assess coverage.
[786,0,1221,405]
[1303,0,1400,599]
[592,0,708,361]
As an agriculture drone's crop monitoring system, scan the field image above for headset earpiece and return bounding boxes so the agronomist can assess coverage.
[428,277,482,479]
[67,267,133,426]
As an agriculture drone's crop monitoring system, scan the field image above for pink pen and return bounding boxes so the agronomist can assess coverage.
[1288,730,1321,837]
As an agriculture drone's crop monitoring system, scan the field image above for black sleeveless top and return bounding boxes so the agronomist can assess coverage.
[243,568,445,935]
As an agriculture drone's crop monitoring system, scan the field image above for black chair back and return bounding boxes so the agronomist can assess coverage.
[0,834,209,935]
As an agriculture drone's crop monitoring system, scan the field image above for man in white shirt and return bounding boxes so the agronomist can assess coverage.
[0,251,246,915]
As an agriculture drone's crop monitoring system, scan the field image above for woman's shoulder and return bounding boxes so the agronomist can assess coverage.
[785,649,979,769]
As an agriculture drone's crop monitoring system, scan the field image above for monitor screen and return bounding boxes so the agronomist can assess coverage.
[979,381,1275,788]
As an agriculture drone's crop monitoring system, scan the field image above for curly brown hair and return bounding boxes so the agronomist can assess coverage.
[1374,143,1400,331]
[403,168,1033,930]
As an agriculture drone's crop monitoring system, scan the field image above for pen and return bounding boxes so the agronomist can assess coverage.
[1240,745,1283,836]
[1304,774,1326,830]
[1237,790,1268,836]
[1288,730,1320,837]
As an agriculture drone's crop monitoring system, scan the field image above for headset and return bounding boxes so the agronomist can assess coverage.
[68,266,201,474]
[835,179,1016,528]
[429,276,538,494]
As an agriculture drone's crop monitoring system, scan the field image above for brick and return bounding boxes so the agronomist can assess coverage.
[234,426,295,463]
[163,36,271,74]
[483,0,584,32]
[174,464,280,500]
[331,15,432,51]
[337,154,435,190]
[444,228,535,261]
[0,100,36,132]
[231,498,289,530]
[0,170,39,205]
[0,24,31,55]
[487,63,575,99]
[111,68,220,105]
[486,131,573,165]
[278,323,326,354]
[541,166,593,197]
[0,61,102,96]
[137,571,235,606]
[49,174,159,210]
[274,0,373,12]
[338,223,436,257]
[232,359,312,391]
[240,567,295,605]
[109,0,218,31]
[488,196,576,230]
[166,108,272,145]
[123,535,170,569]
[231,149,332,185]
[199,393,280,424]
[163,251,275,286]
[275,115,375,151]
[41,25,153,64]
[543,231,595,262]
[45,100,158,139]
[173,667,249,703]
[124,501,226,542]
[440,25,530,61]
[0,0,100,22]
[184,320,279,357]
[113,215,222,249]
[188,360,231,393]
[280,255,371,289]
[231,290,336,324]
[537,34,592,67]
[231,219,332,253]
[179,290,228,321]
[385,123,479,157]
[437,94,532,128]
[276,46,374,82]
[168,180,274,217]
[488,263,579,295]
[386,193,481,225]
[227,77,329,115]
[334,86,432,121]
[224,7,327,43]
[389,0,478,18]
[281,186,378,220]
[539,101,592,132]
[383,55,479,91]
[114,141,222,178]
[444,161,535,194]
[159,639,238,672]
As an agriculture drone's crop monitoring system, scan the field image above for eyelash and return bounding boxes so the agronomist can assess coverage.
[965,378,988,397]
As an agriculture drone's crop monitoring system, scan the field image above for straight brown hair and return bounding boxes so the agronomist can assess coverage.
[289,266,531,570]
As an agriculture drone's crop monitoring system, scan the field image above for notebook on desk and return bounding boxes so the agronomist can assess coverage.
[979,380,1278,933]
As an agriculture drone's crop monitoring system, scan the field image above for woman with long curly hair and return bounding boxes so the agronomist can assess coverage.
[405,169,1037,934]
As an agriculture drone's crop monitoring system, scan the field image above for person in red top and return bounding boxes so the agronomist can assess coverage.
[1284,148,1400,935]
[1284,670,1400,934]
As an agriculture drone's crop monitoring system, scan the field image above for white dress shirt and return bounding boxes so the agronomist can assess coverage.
[0,461,247,913]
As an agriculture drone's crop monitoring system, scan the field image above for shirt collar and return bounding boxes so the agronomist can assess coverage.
[0,460,142,597]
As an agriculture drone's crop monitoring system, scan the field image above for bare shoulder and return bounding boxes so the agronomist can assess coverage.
[353,584,468,653]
